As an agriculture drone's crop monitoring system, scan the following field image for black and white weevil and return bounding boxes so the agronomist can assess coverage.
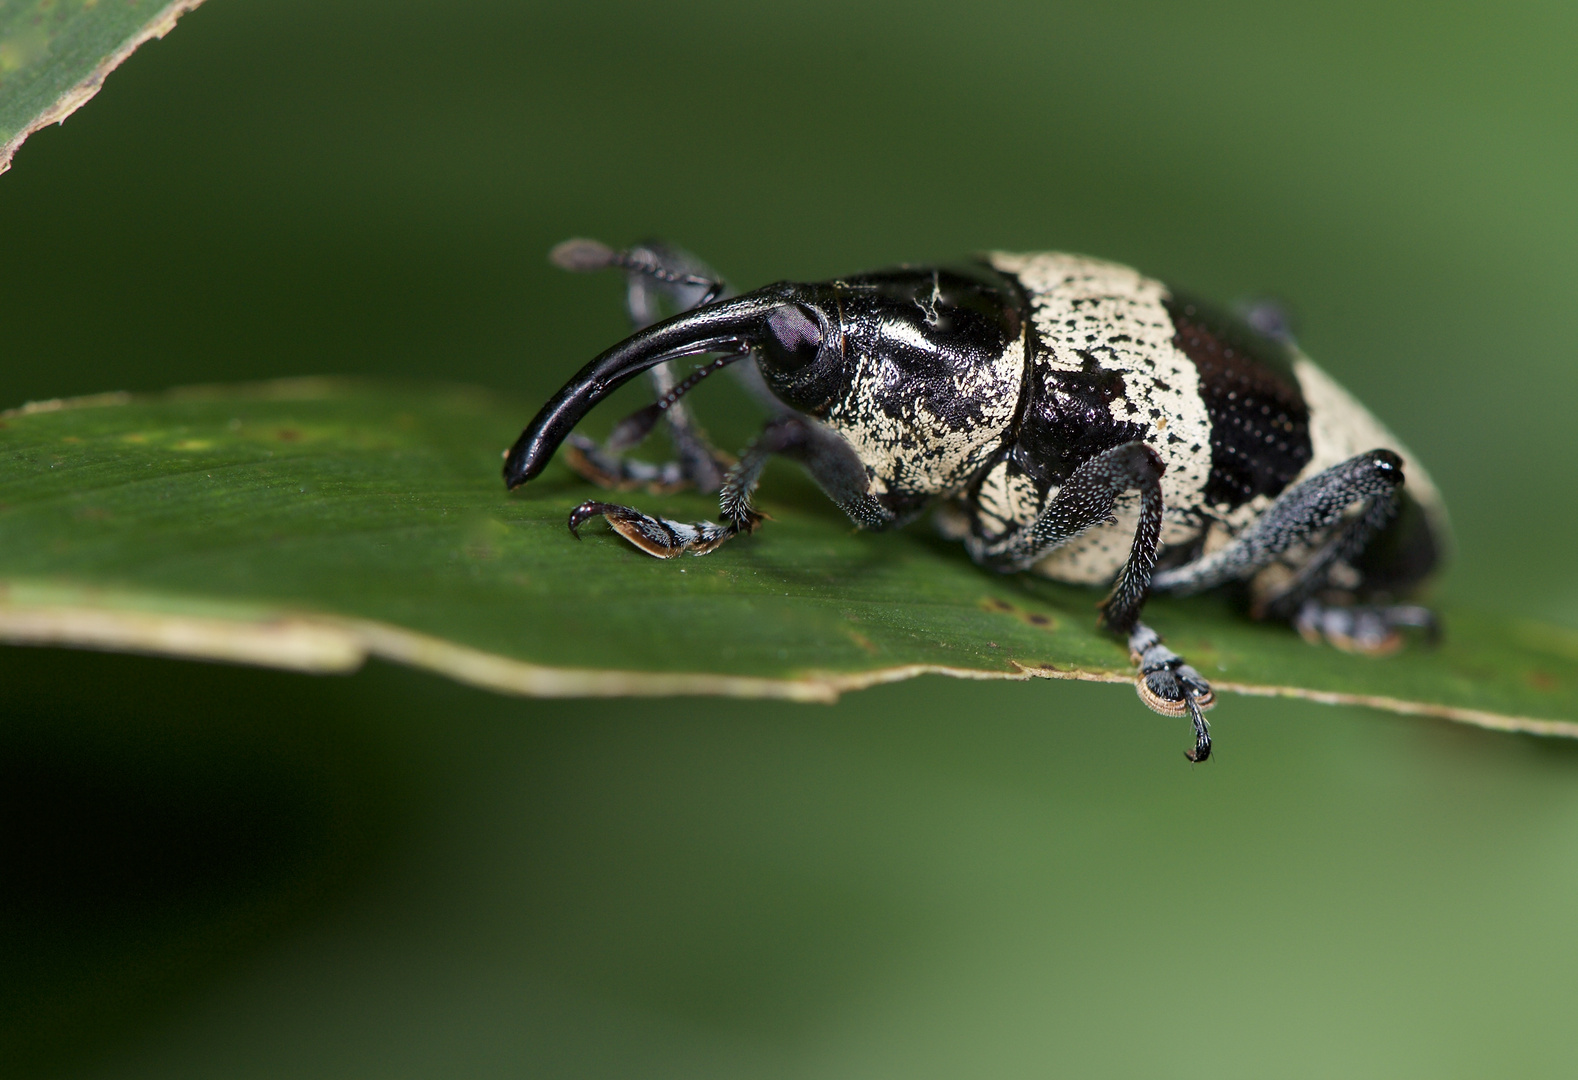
[504,240,1447,762]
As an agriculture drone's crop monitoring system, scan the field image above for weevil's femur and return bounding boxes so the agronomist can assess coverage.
[503,286,812,488]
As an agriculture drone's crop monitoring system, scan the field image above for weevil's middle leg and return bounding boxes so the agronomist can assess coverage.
[968,442,1216,756]
[552,238,737,493]
[1128,623,1215,762]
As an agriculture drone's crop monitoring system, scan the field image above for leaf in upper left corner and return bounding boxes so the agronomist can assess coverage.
[0,0,205,175]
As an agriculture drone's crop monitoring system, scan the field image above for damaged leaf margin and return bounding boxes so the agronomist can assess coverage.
[0,0,206,175]
[1,581,1575,740]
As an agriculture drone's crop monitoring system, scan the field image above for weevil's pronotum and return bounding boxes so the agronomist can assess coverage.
[504,240,1447,761]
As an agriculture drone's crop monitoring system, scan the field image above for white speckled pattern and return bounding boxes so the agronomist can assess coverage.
[823,336,1025,498]
[973,456,1040,536]
[988,252,1215,584]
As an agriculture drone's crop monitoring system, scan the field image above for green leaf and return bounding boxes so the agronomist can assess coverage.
[0,380,1573,736]
[0,0,204,176]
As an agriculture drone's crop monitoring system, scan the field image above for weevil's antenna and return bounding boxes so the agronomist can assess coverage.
[601,354,741,451]
[551,238,725,306]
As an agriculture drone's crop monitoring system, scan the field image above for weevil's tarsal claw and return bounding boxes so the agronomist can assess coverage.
[1128,623,1215,762]
[566,500,739,558]
[1183,695,1213,763]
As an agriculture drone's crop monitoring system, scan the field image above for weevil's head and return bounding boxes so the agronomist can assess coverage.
[503,267,1023,489]
[753,267,1025,419]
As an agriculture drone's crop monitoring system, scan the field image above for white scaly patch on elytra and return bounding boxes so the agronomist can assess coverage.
[988,252,1214,585]
[1293,356,1449,534]
[823,336,1025,498]
[1208,491,1276,534]
[973,458,1041,536]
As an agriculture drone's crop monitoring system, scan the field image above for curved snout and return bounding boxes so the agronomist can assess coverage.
[502,290,792,489]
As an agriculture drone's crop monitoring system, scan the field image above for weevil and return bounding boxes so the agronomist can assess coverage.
[504,240,1448,762]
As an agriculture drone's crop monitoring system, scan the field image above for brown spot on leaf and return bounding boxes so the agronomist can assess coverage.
[1528,670,1560,692]
[980,596,1060,632]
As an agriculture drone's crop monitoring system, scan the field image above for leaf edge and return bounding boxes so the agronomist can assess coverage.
[1,589,1574,740]
[0,0,207,177]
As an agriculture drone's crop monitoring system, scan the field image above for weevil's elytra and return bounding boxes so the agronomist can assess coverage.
[504,239,1449,762]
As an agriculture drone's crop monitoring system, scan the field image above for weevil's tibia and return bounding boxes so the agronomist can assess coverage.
[1150,449,1405,600]
[717,414,896,533]
[968,441,1165,576]
[1128,622,1215,762]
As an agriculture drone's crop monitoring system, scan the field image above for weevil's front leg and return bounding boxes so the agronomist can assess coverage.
[568,415,894,559]
[720,415,897,530]
[565,403,759,558]
[969,442,1214,758]
[552,239,737,493]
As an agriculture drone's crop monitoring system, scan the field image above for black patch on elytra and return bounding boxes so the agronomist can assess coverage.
[1008,359,1146,490]
[1165,293,1312,509]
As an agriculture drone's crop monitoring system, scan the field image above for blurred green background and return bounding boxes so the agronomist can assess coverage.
[4,0,1578,1074]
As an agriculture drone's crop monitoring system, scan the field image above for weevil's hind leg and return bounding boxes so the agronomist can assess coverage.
[551,238,737,493]
[1292,600,1437,656]
[1150,449,1435,656]
[568,415,898,560]
[1151,451,1407,599]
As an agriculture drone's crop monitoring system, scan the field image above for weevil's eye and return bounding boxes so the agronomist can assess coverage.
[760,304,824,371]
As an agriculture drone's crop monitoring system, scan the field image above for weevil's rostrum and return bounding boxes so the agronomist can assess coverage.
[504,240,1448,762]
